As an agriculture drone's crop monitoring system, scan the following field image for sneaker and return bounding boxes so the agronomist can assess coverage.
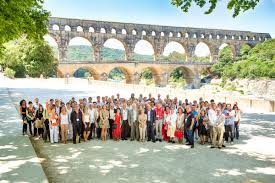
[230,142,234,145]
[210,146,216,148]
[191,145,194,148]
[222,144,226,148]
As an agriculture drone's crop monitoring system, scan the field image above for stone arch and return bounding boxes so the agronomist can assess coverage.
[139,67,162,86]
[219,43,236,57]
[122,29,127,35]
[52,24,59,31]
[111,28,116,34]
[43,34,59,60]
[56,68,64,78]
[162,41,187,61]
[134,39,156,61]
[65,25,71,31]
[194,41,211,62]
[67,36,94,62]
[132,29,137,35]
[100,28,106,33]
[102,38,128,61]
[142,30,147,36]
[89,27,95,33]
[73,67,100,79]
[77,26,83,32]
[169,32,173,37]
[168,66,195,85]
[108,66,133,84]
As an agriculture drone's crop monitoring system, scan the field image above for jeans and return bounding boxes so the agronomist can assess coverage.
[234,121,239,140]
[225,124,234,142]
[186,129,194,145]
[147,122,155,141]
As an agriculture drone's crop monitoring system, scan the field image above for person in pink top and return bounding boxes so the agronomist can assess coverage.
[155,103,164,142]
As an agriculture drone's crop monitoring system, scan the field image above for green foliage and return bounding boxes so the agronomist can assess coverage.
[109,68,125,81]
[141,68,153,79]
[160,51,186,61]
[192,56,210,62]
[4,67,15,79]
[0,37,57,78]
[0,0,49,52]
[66,46,152,62]
[240,44,251,58]
[169,68,187,87]
[171,0,260,17]
[212,46,234,77]
[213,39,275,79]
[67,45,93,61]
[73,68,90,78]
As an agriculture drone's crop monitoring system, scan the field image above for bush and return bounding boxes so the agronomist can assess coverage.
[4,67,15,78]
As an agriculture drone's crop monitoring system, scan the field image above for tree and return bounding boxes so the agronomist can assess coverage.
[160,51,186,61]
[171,0,260,17]
[211,39,275,79]
[212,46,234,76]
[0,0,49,52]
[0,37,57,78]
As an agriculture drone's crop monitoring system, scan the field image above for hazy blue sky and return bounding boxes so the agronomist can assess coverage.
[44,0,275,37]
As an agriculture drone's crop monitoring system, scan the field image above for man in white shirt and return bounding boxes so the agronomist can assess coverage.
[208,103,217,144]
[109,103,115,139]
[121,103,129,140]
[129,103,139,141]
[211,108,225,149]
[88,102,98,139]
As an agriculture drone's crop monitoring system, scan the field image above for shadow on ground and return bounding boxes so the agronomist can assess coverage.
[4,87,275,183]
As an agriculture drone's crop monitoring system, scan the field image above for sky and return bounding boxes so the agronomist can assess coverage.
[43,0,275,56]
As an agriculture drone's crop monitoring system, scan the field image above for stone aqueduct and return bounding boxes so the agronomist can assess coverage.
[47,17,271,86]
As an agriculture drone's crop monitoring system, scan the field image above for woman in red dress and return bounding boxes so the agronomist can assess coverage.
[162,106,170,141]
[112,108,121,141]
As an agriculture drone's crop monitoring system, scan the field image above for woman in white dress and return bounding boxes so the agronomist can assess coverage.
[66,102,73,140]
[60,106,69,144]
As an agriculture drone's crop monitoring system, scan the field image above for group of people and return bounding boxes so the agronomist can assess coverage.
[19,93,242,148]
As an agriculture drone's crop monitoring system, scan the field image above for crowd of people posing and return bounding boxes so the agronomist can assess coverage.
[19,93,242,149]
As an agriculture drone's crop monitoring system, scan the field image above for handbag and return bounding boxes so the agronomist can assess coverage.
[112,124,117,129]
[174,130,183,138]
[35,119,44,128]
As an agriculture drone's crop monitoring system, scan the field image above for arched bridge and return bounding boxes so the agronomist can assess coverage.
[47,17,271,87]
[58,61,212,87]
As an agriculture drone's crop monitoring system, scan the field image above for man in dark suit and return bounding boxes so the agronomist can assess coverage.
[70,105,83,144]
[145,103,156,142]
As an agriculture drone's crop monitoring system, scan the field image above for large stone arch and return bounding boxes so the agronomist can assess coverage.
[194,40,212,62]
[107,66,134,84]
[134,39,157,61]
[162,41,188,61]
[168,66,195,84]
[102,37,129,61]
[66,36,94,62]
[72,66,100,80]
[138,66,162,86]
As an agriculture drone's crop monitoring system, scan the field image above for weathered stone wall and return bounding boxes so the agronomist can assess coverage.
[211,79,275,100]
